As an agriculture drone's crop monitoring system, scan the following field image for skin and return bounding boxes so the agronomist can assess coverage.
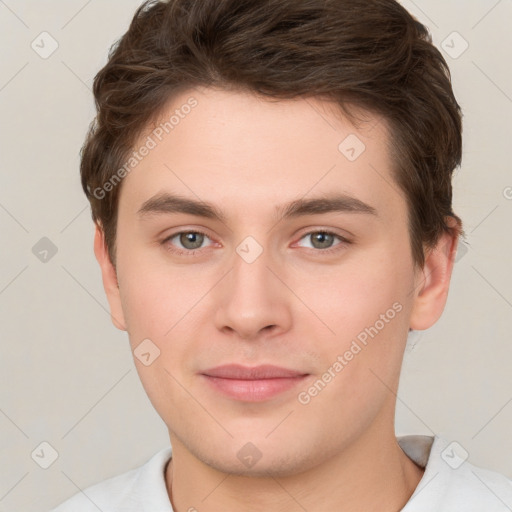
[94,86,459,511]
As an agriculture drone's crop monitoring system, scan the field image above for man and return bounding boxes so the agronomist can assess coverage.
[51,0,512,510]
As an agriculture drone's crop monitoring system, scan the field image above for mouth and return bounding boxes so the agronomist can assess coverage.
[199,364,310,402]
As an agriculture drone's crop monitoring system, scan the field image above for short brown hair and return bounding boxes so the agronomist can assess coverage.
[81,0,464,268]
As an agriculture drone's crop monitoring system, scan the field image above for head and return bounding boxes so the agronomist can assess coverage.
[85,0,463,476]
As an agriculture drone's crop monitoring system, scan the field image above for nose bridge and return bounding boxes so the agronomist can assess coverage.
[232,241,273,296]
[213,237,292,339]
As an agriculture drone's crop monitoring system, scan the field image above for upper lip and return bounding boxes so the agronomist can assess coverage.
[201,364,308,380]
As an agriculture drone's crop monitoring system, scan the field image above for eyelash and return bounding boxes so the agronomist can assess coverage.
[161,229,216,257]
[161,229,351,257]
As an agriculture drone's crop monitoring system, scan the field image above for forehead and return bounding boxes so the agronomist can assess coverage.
[119,86,404,223]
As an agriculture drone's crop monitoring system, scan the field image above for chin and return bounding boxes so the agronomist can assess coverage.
[204,449,311,478]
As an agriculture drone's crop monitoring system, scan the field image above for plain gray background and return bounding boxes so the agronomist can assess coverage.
[0,1,511,510]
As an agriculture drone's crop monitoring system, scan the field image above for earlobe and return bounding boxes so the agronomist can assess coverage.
[409,220,461,331]
[93,224,127,331]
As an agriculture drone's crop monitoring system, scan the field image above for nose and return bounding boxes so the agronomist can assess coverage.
[213,243,293,341]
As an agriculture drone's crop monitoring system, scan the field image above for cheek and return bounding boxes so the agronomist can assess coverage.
[293,248,415,414]
[116,238,209,339]
[299,249,412,344]
[293,266,410,428]
[117,266,206,417]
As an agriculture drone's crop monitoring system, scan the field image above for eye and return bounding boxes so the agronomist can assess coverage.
[161,230,214,255]
[161,228,350,257]
[295,230,350,252]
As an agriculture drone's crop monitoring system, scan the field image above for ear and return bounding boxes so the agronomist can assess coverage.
[93,223,127,331]
[409,218,461,331]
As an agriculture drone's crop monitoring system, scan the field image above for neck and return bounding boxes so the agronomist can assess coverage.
[165,417,425,512]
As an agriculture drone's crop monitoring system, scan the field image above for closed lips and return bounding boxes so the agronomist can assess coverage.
[201,364,308,379]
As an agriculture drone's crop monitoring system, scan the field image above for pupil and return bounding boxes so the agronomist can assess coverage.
[314,232,332,248]
[181,232,203,249]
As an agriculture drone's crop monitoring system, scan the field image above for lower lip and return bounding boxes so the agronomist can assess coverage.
[201,375,308,402]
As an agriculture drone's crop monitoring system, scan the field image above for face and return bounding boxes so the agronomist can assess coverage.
[96,86,455,476]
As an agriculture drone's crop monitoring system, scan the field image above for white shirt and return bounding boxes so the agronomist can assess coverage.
[50,434,512,511]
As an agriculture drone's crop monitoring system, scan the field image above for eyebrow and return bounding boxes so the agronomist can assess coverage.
[137,192,377,223]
